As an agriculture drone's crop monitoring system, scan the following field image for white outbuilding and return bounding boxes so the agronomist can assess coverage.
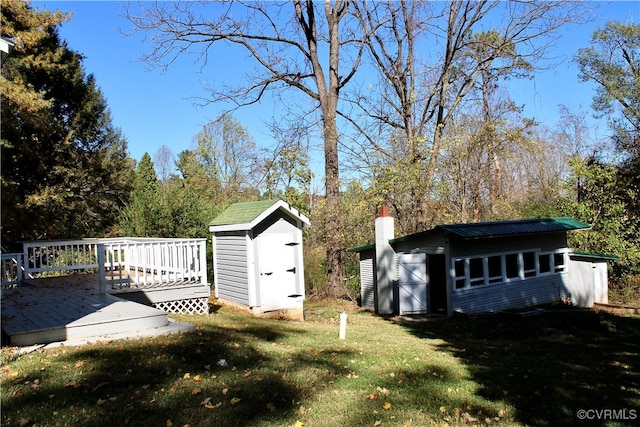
[209,199,310,320]
[349,207,614,316]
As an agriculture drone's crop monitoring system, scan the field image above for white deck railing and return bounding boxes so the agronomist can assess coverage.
[22,239,106,276]
[1,253,24,288]
[103,238,208,290]
[2,238,208,293]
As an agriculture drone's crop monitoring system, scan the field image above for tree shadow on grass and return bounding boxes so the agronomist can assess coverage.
[1,317,356,427]
[337,363,507,426]
[396,307,640,426]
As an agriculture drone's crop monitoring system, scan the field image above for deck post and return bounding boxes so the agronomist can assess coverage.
[199,239,207,285]
[21,244,31,280]
[97,244,106,295]
[16,253,23,285]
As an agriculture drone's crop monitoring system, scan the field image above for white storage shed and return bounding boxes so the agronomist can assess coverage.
[209,199,310,320]
[348,208,614,316]
[567,252,617,307]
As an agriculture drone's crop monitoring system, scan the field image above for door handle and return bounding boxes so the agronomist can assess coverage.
[286,267,296,273]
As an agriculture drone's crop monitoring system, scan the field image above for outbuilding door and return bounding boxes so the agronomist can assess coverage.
[258,233,298,311]
[398,253,428,314]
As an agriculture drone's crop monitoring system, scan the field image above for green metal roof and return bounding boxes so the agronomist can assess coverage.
[570,251,619,260]
[209,199,281,226]
[347,243,375,253]
[347,217,591,252]
[437,217,590,239]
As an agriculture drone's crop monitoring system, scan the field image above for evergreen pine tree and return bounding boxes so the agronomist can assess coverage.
[1,0,134,248]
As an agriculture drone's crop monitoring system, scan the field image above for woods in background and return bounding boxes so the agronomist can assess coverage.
[2,1,638,301]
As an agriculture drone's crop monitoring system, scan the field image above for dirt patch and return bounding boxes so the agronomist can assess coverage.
[593,302,640,315]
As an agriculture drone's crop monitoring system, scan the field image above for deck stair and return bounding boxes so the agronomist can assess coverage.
[1,276,193,347]
[1,238,208,347]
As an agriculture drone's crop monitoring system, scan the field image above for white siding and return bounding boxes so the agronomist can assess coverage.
[360,257,375,310]
[215,234,250,305]
[398,253,428,315]
[450,274,570,314]
[567,258,609,307]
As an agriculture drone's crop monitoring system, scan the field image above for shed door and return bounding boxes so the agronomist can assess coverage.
[593,262,608,305]
[398,253,428,315]
[258,233,298,311]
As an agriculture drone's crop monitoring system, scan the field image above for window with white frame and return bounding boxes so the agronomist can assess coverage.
[553,252,566,272]
[538,250,567,274]
[454,259,466,289]
[487,255,502,284]
[452,249,567,291]
[505,253,519,279]
[522,251,537,278]
[469,257,484,287]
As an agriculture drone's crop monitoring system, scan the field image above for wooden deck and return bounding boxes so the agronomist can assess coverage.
[1,274,195,347]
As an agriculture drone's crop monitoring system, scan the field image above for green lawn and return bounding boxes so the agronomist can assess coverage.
[1,301,639,427]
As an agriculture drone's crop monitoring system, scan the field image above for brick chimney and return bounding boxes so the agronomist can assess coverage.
[375,206,395,314]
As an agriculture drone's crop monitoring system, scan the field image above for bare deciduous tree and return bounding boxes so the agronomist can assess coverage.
[126,1,367,296]
[153,144,176,183]
[347,0,591,231]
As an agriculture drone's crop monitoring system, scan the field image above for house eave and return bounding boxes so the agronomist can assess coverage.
[209,223,253,233]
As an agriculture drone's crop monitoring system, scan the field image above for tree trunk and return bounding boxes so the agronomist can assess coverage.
[316,0,345,297]
[323,110,343,297]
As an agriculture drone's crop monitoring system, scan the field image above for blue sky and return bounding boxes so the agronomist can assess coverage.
[33,1,639,168]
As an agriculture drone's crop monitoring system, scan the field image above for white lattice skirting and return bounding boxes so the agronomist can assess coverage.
[154,298,209,315]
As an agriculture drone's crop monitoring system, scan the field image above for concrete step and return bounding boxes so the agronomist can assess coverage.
[2,285,177,346]
[5,298,169,346]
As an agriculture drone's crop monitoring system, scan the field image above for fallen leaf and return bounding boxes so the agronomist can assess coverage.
[166,420,173,427]
[192,387,202,395]
[439,406,447,413]
[383,402,392,410]
[193,375,202,381]
[267,402,276,412]
[183,373,191,379]
[203,399,222,410]
[367,392,379,400]
[294,422,304,427]
[74,360,85,368]
[230,397,241,405]
[97,398,106,405]
[376,387,389,396]
[462,412,477,423]
[222,387,229,395]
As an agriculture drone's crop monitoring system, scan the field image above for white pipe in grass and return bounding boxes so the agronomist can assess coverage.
[339,312,348,339]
